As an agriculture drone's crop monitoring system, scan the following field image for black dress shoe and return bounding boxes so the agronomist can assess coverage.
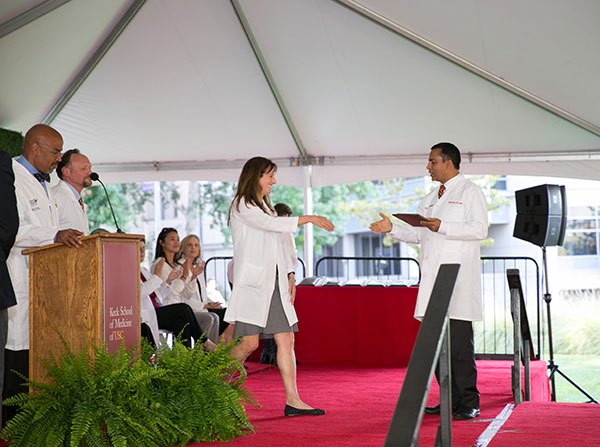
[424,404,459,415]
[424,404,441,415]
[284,405,326,417]
[453,407,480,420]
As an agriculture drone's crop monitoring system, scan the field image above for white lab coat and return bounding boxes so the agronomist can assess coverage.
[281,232,298,271]
[224,199,299,327]
[195,274,213,310]
[6,160,60,350]
[171,258,208,314]
[140,265,171,347]
[150,258,185,307]
[389,174,488,322]
[154,257,220,343]
[52,180,90,235]
[205,279,227,307]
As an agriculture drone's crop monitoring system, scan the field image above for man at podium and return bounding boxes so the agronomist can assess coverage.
[53,148,93,235]
[4,124,84,424]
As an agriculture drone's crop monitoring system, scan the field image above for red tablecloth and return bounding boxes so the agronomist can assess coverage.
[294,286,420,366]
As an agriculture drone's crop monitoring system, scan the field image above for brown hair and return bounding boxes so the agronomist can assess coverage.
[56,148,81,180]
[274,202,293,217]
[229,156,277,221]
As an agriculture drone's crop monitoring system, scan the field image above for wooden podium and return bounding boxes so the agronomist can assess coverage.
[24,233,143,384]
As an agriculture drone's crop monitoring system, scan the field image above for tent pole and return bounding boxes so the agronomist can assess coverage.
[333,0,600,137]
[42,0,147,124]
[230,0,308,159]
[0,0,70,39]
[303,165,314,277]
[153,181,162,242]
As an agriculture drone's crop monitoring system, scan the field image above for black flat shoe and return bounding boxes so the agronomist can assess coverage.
[284,405,326,417]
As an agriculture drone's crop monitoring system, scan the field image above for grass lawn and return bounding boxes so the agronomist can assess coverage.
[550,354,600,403]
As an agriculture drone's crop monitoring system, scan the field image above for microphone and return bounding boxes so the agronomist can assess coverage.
[90,172,123,233]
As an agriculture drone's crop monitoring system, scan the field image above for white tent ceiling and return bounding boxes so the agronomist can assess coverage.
[1,0,599,186]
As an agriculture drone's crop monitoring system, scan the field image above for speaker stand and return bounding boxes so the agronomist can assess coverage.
[541,247,598,403]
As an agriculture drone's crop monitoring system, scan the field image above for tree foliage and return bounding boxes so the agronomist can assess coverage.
[83,183,153,233]
[339,175,510,248]
[190,181,377,255]
[82,175,508,253]
[270,182,377,254]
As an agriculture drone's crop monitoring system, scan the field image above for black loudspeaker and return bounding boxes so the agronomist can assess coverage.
[513,184,567,247]
[515,184,564,216]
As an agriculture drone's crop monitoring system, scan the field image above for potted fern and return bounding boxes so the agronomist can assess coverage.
[1,337,257,446]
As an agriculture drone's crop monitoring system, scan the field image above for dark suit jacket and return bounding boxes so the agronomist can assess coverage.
[0,151,18,310]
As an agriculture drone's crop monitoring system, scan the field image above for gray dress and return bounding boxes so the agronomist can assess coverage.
[233,273,298,339]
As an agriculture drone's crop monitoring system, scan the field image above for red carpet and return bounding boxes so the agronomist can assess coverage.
[0,361,551,447]
[488,401,600,447]
[190,360,547,447]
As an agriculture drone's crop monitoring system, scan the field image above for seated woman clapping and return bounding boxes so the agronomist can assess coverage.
[139,235,215,351]
[151,228,219,345]
[176,235,233,342]
[174,234,224,343]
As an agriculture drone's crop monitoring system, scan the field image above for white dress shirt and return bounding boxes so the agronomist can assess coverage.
[52,180,90,235]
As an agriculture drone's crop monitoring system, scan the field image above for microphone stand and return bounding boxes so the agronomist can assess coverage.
[90,173,123,233]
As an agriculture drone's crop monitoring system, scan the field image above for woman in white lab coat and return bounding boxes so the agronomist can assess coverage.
[151,228,217,349]
[173,234,221,344]
[225,156,334,417]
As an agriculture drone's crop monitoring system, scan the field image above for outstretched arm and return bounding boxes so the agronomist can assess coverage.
[369,213,392,233]
[297,215,334,232]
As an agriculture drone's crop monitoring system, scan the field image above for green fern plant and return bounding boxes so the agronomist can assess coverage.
[1,336,257,446]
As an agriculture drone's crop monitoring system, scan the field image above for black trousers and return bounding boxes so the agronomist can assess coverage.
[2,349,28,425]
[155,303,207,347]
[435,319,479,410]
[141,322,156,349]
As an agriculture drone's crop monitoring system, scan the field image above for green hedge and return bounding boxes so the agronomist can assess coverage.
[0,127,24,156]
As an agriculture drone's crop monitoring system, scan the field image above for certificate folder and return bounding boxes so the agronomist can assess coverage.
[392,213,427,227]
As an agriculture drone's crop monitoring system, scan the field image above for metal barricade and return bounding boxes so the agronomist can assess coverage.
[478,257,541,359]
[313,255,541,359]
[206,254,540,359]
[204,256,306,301]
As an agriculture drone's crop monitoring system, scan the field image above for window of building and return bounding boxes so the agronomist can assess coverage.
[317,237,344,277]
[355,233,403,276]
[558,206,599,256]
[492,176,507,190]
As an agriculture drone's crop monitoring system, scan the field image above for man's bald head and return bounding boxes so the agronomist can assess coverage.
[23,124,63,174]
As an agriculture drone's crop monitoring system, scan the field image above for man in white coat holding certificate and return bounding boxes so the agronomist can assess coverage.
[370,142,488,420]
[225,156,334,417]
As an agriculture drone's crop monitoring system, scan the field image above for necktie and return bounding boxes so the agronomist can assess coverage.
[78,197,85,211]
[438,184,446,199]
[33,172,50,183]
[140,273,161,308]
